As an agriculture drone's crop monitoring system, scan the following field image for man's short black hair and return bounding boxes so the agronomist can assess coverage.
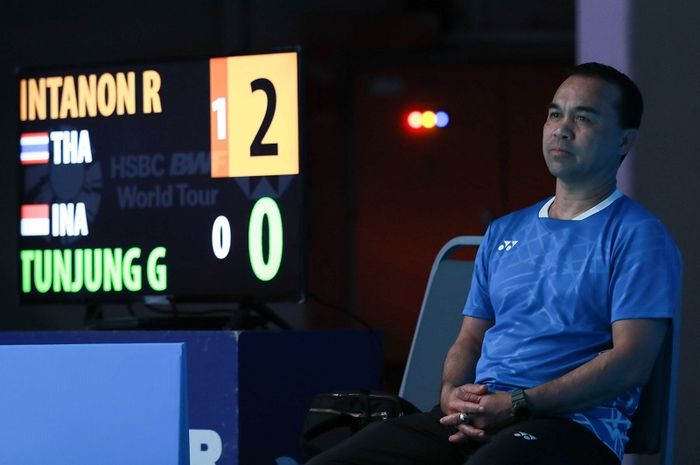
[570,62,644,129]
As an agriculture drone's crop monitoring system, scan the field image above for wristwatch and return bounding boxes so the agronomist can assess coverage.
[510,388,532,420]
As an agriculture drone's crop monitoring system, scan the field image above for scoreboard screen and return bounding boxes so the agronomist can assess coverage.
[17,50,304,304]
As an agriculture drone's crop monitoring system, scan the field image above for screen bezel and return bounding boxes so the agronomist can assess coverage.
[16,47,307,306]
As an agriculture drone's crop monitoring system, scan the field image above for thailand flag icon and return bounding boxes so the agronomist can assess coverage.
[20,132,50,165]
[20,204,50,236]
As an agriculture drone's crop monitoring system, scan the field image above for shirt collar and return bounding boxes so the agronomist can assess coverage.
[538,189,622,220]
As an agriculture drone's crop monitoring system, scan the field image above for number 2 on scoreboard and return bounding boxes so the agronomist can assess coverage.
[209,52,299,178]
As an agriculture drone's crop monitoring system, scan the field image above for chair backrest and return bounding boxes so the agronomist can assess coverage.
[624,316,680,464]
[399,236,482,412]
[400,235,679,464]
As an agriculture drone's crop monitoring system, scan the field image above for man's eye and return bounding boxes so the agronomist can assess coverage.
[548,112,561,120]
[575,115,590,123]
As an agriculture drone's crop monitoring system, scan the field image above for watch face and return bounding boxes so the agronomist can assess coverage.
[511,389,531,420]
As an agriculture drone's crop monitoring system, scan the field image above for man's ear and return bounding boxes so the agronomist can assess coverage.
[619,128,639,156]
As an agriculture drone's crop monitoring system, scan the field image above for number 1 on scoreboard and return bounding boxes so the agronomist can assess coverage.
[212,97,227,140]
[209,57,229,177]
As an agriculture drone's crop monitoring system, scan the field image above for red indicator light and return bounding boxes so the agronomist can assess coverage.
[405,109,449,130]
[407,111,423,129]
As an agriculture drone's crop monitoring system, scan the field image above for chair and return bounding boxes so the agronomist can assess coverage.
[623,317,681,465]
[399,236,680,465]
[399,236,482,412]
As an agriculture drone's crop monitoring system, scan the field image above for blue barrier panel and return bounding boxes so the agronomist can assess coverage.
[0,331,381,465]
[0,343,188,465]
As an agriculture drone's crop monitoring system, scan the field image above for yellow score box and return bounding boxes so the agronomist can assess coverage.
[209,52,299,178]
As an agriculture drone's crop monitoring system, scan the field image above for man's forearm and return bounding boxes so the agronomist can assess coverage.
[439,316,492,414]
[526,349,638,414]
[441,316,491,391]
[526,318,668,415]
[439,336,489,419]
[441,339,480,392]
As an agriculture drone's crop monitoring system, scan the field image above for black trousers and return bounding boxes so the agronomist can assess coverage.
[305,407,620,465]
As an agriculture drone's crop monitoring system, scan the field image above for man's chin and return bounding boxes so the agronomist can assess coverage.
[544,161,574,179]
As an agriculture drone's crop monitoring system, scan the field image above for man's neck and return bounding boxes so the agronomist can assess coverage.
[549,181,617,220]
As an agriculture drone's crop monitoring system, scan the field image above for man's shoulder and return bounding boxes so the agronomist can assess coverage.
[610,196,680,254]
[611,195,671,231]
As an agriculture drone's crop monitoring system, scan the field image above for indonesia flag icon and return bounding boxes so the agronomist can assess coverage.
[20,132,50,165]
[20,204,50,236]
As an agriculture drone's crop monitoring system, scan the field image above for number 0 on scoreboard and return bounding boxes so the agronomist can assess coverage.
[209,52,299,178]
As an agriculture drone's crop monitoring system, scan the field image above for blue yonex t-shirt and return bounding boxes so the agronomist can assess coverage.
[462,192,682,460]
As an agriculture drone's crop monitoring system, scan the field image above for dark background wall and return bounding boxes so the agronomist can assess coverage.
[1,1,697,464]
[633,2,700,464]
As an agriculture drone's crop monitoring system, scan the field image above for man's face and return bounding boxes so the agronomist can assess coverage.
[542,75,635,186]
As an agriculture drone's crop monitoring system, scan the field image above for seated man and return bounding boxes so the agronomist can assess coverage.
[306,62,682,465]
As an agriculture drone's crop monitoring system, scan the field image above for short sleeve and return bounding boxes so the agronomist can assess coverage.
[610,218,682,322]
[463,225,496,320]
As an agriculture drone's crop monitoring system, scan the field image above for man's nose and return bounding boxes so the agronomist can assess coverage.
[553,124,573,140]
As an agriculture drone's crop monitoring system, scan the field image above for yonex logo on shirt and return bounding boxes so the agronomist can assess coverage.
[513,431,537,441]
[497,240,518,251]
